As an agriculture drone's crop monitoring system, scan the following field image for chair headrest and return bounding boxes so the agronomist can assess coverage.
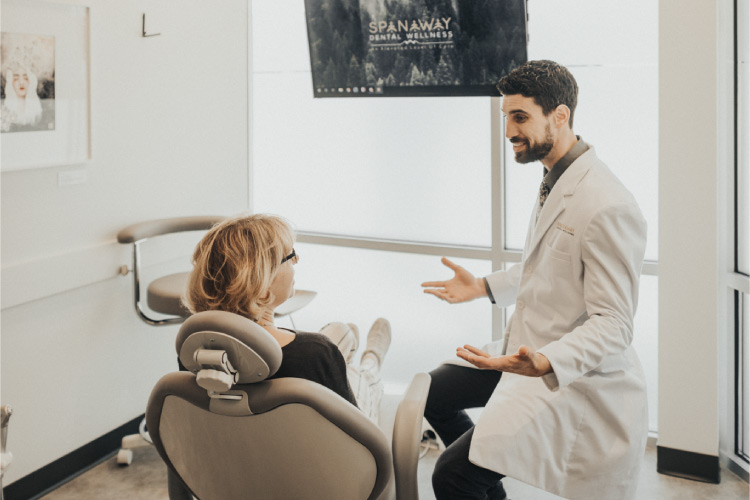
[176,311,282,393]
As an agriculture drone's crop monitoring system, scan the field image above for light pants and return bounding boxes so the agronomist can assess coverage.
[320,322,383,424]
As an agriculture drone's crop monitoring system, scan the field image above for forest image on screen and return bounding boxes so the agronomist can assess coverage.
[304,0,528,97]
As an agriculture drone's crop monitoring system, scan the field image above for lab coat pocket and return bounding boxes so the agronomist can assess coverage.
[545,241,572,262]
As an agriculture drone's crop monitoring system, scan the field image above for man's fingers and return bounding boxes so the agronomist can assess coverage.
[456,349,472,363]
[462,344,490,357]
[441,256,461,272]
[423,289,458,303]
[421,280,447,288]
[456,349,490,368]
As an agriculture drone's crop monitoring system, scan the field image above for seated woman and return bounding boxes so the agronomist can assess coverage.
[184,213,390,422]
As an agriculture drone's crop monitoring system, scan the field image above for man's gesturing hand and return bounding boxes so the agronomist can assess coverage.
[456,344,553,377]
[421,257,487,304]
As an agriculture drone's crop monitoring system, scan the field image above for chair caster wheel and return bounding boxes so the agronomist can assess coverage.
[117,449,133,466]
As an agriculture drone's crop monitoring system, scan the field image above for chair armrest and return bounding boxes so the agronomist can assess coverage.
[273,289,317,317]
[391,373,431,500]
[117,216,227,243]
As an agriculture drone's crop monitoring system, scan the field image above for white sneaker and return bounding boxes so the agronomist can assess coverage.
[361,318,391,368]
[319,322,359,363]
[346,323,360,362]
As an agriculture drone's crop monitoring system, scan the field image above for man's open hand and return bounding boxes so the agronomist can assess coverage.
[422,257,487,304]
[456,344,552,377]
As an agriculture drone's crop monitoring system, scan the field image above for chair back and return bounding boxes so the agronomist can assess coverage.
[146,311,394,500]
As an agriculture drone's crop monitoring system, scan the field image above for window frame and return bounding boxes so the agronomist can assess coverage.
[731,0,750,471]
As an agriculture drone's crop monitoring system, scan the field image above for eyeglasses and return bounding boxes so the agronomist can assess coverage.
[281,248,298,265]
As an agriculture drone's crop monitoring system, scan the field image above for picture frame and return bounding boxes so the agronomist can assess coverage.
[1,0,91,171]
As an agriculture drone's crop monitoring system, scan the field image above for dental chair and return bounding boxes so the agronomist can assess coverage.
[118,215,317,327]
[116,216,318,464]
[0,405,13,500]
[146,310,431,500]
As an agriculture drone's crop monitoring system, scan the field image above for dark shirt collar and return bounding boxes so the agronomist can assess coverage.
[543,136,589,190]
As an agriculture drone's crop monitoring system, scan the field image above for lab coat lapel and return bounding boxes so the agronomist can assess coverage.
[525,149,596,257]
[526,190,566,257]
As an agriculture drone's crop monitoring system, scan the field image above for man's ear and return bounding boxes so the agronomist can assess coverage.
[554,104,571,128]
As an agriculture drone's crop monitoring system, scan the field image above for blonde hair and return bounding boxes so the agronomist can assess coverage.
[185,214,295,321]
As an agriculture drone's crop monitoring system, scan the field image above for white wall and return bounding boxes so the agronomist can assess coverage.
[658,0,730,457]
[0,0,249,484]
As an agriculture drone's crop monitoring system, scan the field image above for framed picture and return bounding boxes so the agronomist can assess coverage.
[1,0,91,171]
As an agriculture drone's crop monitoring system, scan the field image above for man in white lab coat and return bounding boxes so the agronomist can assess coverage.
[422,60,648,500]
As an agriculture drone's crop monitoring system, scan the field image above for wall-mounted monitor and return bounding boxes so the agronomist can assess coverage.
[304,0,528,98]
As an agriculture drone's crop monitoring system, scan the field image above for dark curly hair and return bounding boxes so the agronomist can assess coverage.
[497,60,578,128]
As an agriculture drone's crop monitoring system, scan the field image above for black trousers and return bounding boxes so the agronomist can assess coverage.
[425,364,507,500]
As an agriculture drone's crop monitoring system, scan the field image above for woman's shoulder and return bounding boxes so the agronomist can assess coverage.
[284,331,339,354]
[278,331,348,377]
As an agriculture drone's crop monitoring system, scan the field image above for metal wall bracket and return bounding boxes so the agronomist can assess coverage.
[142,13,161,37]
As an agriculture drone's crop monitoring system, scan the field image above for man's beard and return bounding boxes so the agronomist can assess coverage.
[512,124,554,164]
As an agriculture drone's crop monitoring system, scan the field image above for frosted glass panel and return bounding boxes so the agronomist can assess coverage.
[739,2,750,275]
[279,243,492,389]
[741,292,750,458]
[251,0,492,247]
[632,275,658,433]
[740,144,749,274]
[525,0,658,66]
[504,0,659,261]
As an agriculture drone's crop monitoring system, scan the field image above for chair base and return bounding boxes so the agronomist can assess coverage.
[117,418,152,466]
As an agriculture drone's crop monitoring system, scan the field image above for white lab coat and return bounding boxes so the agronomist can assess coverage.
[470,147,648,500]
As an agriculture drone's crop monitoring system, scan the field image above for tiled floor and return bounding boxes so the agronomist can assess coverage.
[39,441,748,500]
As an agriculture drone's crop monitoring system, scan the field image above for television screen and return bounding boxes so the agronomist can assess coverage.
[303,0,528,98]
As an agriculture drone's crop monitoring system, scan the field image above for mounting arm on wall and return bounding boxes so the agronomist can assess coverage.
[142,13,161,38]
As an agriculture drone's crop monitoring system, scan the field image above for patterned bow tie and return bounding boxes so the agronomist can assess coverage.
[536,180,550,224]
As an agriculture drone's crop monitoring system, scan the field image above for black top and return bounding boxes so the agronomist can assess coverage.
[269,331,358,408]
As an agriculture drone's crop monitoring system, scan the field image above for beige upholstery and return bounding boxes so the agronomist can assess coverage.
[146,311,430,500]
[148,375,391,500]
[146,273,191,317]
[117,215,227,326]
[392,372,432,500]
[117,216,228,244]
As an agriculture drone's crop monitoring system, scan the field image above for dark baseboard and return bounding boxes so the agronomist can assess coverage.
[657,445,721,484]
[3,415,143,500]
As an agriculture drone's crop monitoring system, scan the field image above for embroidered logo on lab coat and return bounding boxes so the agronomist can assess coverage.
[556,222,575,236]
